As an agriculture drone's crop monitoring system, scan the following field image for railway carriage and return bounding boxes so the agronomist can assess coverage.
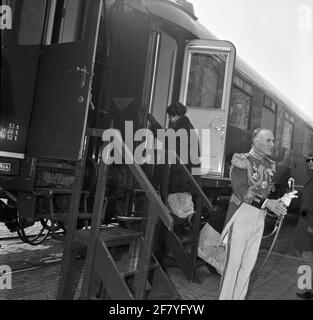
[1,0,312,244]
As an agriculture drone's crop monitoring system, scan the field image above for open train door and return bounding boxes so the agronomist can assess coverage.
[27,0,103,161]
[180,40,236,177]
[1,0,47,174]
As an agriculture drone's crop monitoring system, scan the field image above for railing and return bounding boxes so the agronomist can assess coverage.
[112,132,174,231]
[146,118,213,281]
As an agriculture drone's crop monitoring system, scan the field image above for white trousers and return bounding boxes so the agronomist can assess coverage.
[218,203,265,300]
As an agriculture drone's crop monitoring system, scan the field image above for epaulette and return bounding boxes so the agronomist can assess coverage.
[231,153,250,169]
[265,157,276,172]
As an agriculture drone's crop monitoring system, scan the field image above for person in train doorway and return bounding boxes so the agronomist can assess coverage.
[218,128,288,300]
[147,102,201,262]
[147,101,201,197]
[293,151,313,299]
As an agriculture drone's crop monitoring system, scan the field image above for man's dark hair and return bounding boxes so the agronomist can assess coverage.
[167,102,187,117]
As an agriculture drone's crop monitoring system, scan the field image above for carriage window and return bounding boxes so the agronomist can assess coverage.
[261,95,277,134]
[18,0,47,45]
[46,0,87,44]
[303,127,313,155]
[229,87,251,130]
[261,106,276,134]
[281,118,294,150]
[186,52,226,109]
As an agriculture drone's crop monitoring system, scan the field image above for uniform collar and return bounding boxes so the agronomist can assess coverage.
[249,147,265,161]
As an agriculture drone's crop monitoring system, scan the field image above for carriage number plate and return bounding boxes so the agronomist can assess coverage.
[0,162,11,172]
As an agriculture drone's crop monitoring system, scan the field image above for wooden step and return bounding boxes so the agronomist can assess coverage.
[218,196,231,202]
[115,255,158,278]
[36,212,92,222]
[116,215,144,222]
[74,226,143,247]
[34,188,90,196]
[36,161,75,170]
[99,226,143,246]
[127,187,145,194]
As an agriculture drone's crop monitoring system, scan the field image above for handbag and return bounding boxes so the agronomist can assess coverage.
[198,222,226,275]
[167,192,195,219]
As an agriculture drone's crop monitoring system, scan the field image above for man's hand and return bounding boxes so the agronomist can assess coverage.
[265,199,287,217]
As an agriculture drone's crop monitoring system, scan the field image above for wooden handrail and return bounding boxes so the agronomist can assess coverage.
[109,133,173,231]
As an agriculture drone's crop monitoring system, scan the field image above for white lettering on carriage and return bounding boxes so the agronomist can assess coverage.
[0,5,12,30]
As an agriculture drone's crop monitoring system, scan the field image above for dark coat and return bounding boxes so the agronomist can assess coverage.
[149,115,201,195]
[167,116,200,193]
[294,175,313,252]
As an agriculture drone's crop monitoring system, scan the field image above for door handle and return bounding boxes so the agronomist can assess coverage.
[209,117,225,140]
[215,125,225,132]
[68,66,89,88]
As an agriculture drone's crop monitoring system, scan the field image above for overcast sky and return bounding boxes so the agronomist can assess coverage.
[193,0,313,123]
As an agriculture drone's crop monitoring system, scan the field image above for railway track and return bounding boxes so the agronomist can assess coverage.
[7,260,63,276]
[0,231,65,243]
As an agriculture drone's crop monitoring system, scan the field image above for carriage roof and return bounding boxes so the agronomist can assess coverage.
[140,0,313,129]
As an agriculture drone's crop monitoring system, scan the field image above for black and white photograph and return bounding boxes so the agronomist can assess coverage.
[0,0,312,305]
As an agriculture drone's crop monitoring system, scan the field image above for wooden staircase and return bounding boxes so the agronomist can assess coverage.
[57,129,178,300]
[160,156,214,282]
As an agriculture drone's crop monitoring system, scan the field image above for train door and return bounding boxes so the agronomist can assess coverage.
[27,0,103,161]
[148,31,177,127]
[1,0,46,169]
[180,40,236,176]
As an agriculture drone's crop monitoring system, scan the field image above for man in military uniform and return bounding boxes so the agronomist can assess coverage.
[218,128,287,300]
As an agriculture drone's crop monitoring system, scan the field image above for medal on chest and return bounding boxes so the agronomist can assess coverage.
[252,162,260,181]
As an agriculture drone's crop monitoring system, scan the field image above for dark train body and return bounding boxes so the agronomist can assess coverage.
[1,0,312,241]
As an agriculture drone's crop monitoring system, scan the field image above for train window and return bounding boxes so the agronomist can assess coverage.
[186,53,226,109]
[45,0,87,45]
[261,106,276,134]
[233,76,253,95]
[229,87,251,130]
[243,82,253,95]
[303,127,313,155]
[18,0,47,45]
[271,101,277,112]
[285,111,295,124]
[281,118,294,150]
[264,95,271,109]
[233,76,244,89]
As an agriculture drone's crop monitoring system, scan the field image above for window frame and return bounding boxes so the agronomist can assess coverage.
[229,82,253,131]
[282,111,295,150]
[184,49,229,110]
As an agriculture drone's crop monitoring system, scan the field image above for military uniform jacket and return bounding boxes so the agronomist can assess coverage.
[222,149,276,237]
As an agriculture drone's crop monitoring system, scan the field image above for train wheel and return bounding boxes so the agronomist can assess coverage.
[17,222,51,246]
[40,218,66,233]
